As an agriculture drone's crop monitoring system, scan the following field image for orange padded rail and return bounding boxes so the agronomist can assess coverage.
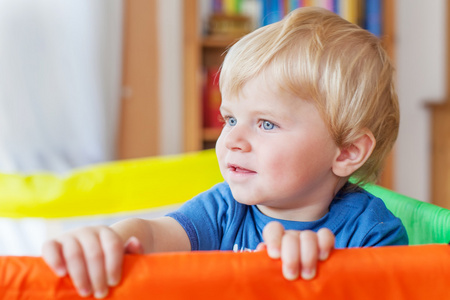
[1,244,449,299]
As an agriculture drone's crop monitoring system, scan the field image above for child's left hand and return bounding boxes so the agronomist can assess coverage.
[257,221,335,281]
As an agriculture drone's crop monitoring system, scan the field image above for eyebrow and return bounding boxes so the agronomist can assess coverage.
[219,105,230,114]
[252,108,278,116]
[221,104,287,121]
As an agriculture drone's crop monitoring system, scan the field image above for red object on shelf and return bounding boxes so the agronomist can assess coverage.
[202,67,223,129]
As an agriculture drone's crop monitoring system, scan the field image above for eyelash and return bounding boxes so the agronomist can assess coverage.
[260,120,276,130]
[221,115,236,127]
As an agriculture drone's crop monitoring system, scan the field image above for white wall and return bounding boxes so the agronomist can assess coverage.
[395,0,447,202]
[0,0,123,173]
[0,0,186,170]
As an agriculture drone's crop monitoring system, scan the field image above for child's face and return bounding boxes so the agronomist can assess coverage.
[216,75,342,220]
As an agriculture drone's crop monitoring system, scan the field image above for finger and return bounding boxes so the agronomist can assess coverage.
[299,230,318,280]
[60,237,92,297]
[317,228,335,261]
[78,229,109,299]
[281,231,300,280]
[262,221,285,259]
[255,242,266,252]
[42,240,67,277]
[100,229,125,287]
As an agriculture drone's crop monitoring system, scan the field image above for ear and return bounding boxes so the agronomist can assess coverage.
[332,129,376,178]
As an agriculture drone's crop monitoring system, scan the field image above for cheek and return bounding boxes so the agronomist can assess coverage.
[215,134,224,155]
[215,135,226,168]
[266,151,305,179]
[264,138,335,179]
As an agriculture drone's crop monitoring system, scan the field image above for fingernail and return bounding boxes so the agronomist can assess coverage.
[55,267,67,277]
[267,246,280,259]
[301,268,316,280]
[78,288,91,298]
[94,289,108,299]
[319,250,329,261]
[108,277,120,287]
[282,266,298,281]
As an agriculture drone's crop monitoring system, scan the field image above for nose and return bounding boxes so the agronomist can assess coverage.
[223,125,251,152]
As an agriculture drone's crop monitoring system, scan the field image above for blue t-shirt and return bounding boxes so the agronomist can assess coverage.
[167,182,408,251]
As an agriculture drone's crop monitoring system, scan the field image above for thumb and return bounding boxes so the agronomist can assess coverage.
[124,236,144,254]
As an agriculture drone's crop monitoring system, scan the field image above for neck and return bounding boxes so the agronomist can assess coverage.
[256,200,331,222]
[256,177,349,222]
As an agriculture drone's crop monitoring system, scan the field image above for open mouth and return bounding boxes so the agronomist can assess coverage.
[228,164,256,174]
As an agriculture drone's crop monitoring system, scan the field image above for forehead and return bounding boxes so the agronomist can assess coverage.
[222,73,305,108]
[222,75,314,117]
[223,71,273,95]
[221,73,332,132]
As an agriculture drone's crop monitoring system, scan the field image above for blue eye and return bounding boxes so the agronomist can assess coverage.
[262,120,275,130]
[227,117,237,127]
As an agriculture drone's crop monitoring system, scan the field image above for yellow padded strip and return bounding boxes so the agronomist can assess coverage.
[0,150,223,218]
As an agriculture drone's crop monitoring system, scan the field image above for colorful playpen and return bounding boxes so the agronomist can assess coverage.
[0,149,449,299]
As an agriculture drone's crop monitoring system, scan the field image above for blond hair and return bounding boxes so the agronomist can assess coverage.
[219,7,399,185]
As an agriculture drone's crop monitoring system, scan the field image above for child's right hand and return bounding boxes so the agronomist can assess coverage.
[42,226,143,299]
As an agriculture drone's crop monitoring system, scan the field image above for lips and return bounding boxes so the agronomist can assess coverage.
[227,164,256,174]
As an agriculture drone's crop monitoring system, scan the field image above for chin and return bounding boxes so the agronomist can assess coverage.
[230,190,261,206]
[235,198,259,206]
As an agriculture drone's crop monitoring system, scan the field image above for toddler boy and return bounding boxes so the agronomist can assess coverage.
[43,7,407,298]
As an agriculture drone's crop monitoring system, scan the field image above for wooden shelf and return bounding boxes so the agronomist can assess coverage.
[203,127,222,141]
[202,36,240,48]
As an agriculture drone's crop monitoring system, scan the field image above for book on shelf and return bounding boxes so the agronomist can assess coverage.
[206,0,383,37]
[364,0,382,37]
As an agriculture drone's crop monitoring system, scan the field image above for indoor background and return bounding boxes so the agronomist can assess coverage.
[0,0,447,207]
